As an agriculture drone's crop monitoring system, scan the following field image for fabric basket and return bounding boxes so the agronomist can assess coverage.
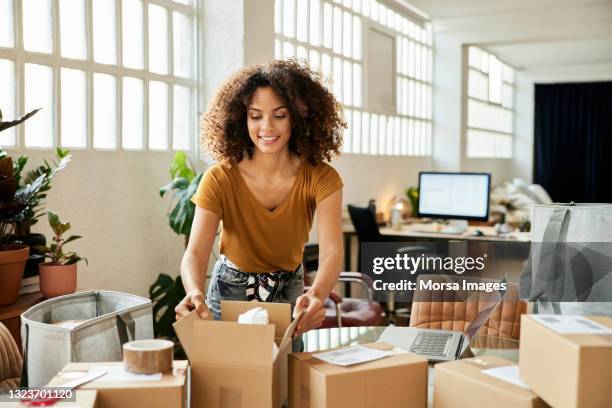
[520,203,612,316]
[20,290,154,387]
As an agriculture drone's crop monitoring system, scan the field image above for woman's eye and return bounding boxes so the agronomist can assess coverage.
[274,115,286,119]
[250,116,262,120]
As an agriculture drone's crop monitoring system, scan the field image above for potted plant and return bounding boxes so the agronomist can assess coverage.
[0,108,46,305]
[35,210,87,298]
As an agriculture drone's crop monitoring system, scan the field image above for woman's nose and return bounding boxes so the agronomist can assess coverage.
[261,115,273,131]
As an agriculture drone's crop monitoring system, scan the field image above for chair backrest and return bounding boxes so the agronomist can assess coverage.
[409,274,526,340]
[347,205,383,243]
[0,322,22,392]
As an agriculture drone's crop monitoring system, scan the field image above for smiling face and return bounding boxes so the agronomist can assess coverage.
[246,86,292,156]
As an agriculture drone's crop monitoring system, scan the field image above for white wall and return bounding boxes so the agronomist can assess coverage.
[8,149,186,297]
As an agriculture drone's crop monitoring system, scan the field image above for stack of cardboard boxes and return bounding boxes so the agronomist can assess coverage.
[433,314,612,408]
[42,304,611,408]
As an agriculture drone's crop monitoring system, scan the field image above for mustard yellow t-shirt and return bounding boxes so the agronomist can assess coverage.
[191,160,343,273]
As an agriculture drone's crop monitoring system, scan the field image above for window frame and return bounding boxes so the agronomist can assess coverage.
[274,0,433,157]
[0,0,200,152]
[463,44,515,159]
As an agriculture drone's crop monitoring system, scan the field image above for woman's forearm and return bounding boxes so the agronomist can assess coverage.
[180,251,210,294]
[307,248,343,300]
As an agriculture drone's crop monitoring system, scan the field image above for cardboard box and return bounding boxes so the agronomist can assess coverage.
[47,360,188,408]
[173,300,300,408]
[289,342,428,408]
[2,390,98,407]
[434,356,549,408]
[519,314,612,408]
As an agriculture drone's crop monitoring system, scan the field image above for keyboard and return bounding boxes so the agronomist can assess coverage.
[409,332,453,357]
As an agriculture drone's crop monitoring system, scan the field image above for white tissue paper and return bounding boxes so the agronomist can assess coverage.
[237,307,270,325]
[237,307,279,359]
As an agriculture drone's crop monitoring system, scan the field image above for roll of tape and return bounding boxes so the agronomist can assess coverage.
[123,339,174,374]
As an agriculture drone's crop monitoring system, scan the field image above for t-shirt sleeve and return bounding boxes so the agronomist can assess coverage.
[314,163,343,204]
[191,166,224,217]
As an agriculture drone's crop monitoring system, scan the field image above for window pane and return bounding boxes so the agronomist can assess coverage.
[123,0,144,69]
[173,0,191,4]
[149,81,168,150]
[323,3,332,49]
[92,0,116,64]
[173,85,191,150]
[275,0,282,34]
[332,7,342,54]
[0,0,14,47]
[352,16,361,60]
[488,55,502,103]
[353,63,362,107]
[149,4,168,75]
[60,68,87,148]
[93,73,117,148]
[296,0,308,42]
[309,0,321,46]
[60,0,86,59]
[24,63,53,147]
[173,12,193,78]
[122,77,144,149]
[342,11,351,58]
[23,0,52,53]
[0,59,16,146]
[283,0,295,38]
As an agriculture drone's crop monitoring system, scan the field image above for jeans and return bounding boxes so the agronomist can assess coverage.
[205,257,305,352]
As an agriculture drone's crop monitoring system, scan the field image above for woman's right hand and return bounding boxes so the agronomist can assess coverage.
[175,289,209,320]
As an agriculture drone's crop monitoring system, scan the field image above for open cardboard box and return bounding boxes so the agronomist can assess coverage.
[173,300,302,408]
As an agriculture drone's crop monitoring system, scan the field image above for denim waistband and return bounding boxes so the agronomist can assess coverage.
[218,255,301,279]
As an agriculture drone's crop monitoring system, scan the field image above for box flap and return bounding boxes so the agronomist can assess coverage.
[172,310,207,361]
[276,310,305,361]
[221,300,291,337]
[193,320,275,366]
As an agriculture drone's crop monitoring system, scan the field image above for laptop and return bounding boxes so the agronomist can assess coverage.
[378,281,506,363]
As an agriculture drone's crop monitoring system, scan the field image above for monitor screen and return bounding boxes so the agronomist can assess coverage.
[417,172,491,221]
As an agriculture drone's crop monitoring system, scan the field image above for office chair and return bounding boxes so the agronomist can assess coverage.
[347,204,430,323]
[409,274,527,340]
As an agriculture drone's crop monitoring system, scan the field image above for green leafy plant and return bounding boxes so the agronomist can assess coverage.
[159,152,203,245]
[0,108,47,247]
[149,274,187,339]
[0,108,72,236]
[0,156,45,247]
[35,210,87,265]
[406,186,419,216]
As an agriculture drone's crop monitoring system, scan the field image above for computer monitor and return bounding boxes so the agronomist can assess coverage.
[417,172,491,222]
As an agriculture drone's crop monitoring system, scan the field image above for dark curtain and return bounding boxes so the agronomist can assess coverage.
[534,82,612,203]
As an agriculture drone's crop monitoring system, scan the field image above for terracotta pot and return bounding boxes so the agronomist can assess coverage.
[39,262,77,299]
[0,245,30,305]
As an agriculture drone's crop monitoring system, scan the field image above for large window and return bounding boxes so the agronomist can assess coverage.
[466,46,515,158]
[275,0,433,156]
[0,0,198,151]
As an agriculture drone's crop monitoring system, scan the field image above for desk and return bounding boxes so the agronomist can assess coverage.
[302,326,519,408]
[342,222,531,271]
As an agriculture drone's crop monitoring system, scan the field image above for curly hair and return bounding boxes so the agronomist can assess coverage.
[201,59,346,167]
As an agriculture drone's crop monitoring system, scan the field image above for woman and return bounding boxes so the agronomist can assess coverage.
[175,60,345,341]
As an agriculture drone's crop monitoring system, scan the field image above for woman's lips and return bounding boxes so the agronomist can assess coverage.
[258,135,280,144]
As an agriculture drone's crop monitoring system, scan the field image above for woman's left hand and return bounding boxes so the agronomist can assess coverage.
[293,292,325,337]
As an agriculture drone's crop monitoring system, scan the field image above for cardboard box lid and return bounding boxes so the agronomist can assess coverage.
[49,361,188,390]
[523,315,612,347]
[173,301,301,367]
[436,356,540,401]
[291,342,428,376]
